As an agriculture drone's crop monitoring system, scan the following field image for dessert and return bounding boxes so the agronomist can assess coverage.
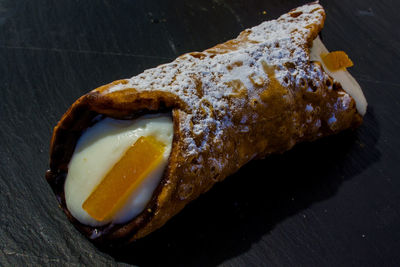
[46,2,367,245]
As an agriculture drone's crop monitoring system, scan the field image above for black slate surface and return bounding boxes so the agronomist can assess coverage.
[1,0,399,266]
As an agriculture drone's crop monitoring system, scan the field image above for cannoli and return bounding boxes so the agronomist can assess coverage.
[46,2,367,245]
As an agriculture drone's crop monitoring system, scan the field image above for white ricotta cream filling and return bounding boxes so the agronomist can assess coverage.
[64,113,173,227]
[310,36,367,116]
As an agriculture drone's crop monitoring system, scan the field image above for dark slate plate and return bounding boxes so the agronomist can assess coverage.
[1,0,399,266]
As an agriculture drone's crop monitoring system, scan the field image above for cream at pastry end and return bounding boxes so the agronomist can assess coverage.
[64,114,173,227]
[310,36,367,116]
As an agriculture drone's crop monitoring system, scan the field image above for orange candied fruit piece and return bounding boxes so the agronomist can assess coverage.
[82,136,165,222]
[321,51,354,72]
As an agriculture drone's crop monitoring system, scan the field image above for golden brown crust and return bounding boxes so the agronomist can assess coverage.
[46,2,363,245]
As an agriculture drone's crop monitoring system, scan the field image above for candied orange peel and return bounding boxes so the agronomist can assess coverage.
[82,136,165,221]
[321,51,354,72]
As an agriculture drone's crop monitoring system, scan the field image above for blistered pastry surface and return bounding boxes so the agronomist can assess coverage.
[104,3,327,159]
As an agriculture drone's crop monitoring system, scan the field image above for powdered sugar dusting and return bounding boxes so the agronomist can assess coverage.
[103,3,327,168]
